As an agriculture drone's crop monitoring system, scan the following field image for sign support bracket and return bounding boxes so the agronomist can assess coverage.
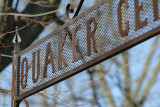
[11,26,21,107]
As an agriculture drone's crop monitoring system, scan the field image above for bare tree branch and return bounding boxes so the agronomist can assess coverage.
[0,8,64,17]
[139,57,160,104]
[132,36,159,99]
[122,51,131,92]
[0,88,11,94]
[0,0,61,72]
[96,65,115,107]
[88,69,101,107]
[121,51,137,106]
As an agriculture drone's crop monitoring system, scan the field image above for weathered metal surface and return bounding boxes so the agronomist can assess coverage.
[66,0,84,20]
[12,26,21,44]
[12,26,22,107]
[24,99,29,107]
[15,0,160,101]
[12,44,21,107]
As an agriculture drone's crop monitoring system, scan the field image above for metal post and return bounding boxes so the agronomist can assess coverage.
[11,26,21,107]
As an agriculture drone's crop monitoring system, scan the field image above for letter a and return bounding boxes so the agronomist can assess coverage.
[43,43,55,78]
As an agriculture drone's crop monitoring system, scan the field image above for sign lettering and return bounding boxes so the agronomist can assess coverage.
[16,0,160,100]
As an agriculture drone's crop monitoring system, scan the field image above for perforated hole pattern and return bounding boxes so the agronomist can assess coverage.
[16,0,160,96]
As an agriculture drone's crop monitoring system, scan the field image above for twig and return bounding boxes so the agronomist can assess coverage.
[29,1,60,8]
[0,8,64,18]
[0,17,36,38]
[24,17,49,28]
[0,54,12,58]
[132,36,159,99]
[0,45,11,48]
[0,88,11,94]
[139,57,160,104]
[15,0,20,10]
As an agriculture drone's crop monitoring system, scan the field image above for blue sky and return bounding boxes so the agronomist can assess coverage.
[0,0,160,107]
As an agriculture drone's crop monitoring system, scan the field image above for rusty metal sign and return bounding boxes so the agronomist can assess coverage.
[15,0,160,102]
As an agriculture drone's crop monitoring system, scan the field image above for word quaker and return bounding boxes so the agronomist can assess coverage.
[18,0,160,99]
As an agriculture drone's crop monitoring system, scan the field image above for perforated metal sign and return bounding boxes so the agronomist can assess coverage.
[16,0,160,100]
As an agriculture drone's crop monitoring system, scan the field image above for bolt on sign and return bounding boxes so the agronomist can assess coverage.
[15,0,160,101]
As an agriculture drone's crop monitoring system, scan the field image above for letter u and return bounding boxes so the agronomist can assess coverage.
[32,49,40,83]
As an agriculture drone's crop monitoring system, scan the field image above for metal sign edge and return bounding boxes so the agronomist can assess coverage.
[16,25,160,101]
[18,0,106,56]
